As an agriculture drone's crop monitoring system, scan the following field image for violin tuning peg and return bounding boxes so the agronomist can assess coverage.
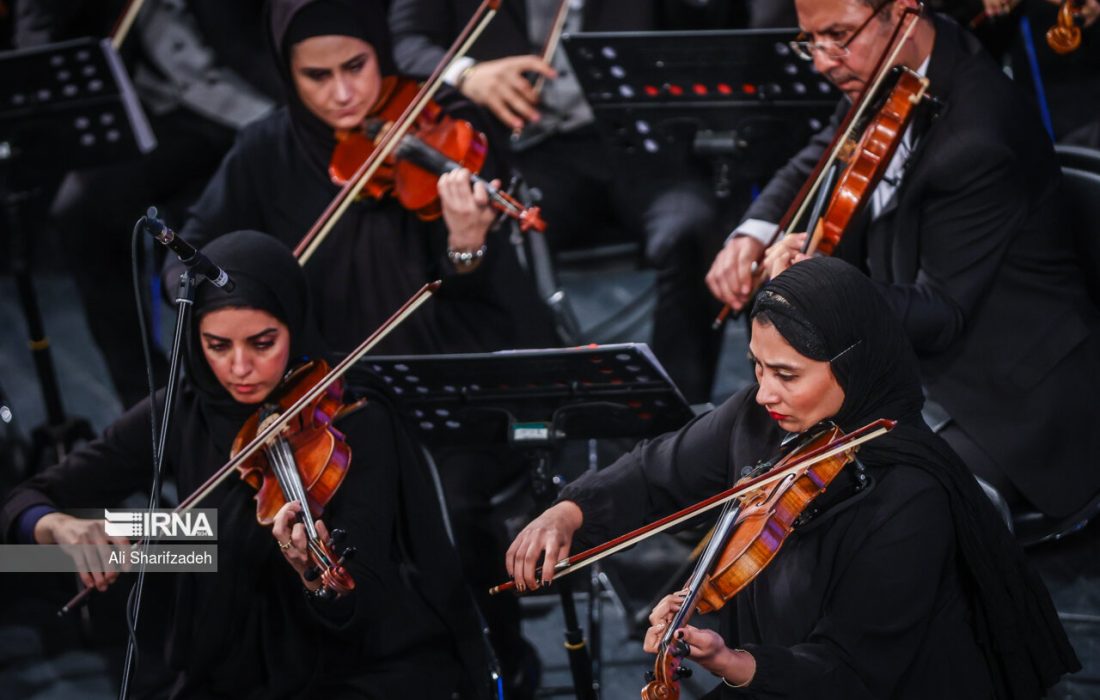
[339,546,356,561]
[329,528,347,544]
[674,667,693,680]
[644,671,656,683]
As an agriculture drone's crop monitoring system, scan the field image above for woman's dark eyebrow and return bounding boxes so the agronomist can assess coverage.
[201,328,277,342]
[341,53,368,69]
[247,327,278,341]
[766,361,798,371]
[746,351,798,372]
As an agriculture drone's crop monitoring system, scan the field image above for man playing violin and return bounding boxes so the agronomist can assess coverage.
[707,0,1100,522]
[507,257,1077,697]
[2,231,497,698]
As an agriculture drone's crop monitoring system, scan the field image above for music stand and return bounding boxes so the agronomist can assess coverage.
[348,343,695,699]
[0,37,156,176]
[352,343,692,446]
[1,37,156,467]
[563,28,841,192]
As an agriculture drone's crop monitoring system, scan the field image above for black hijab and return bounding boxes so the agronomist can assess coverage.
[185,229,324,445]
[751,258,1079,698]
[266,0,396,173]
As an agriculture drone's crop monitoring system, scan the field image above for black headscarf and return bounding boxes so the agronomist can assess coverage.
[266,0,396,172]
[185,229,324,445]
[751,258,1079,698]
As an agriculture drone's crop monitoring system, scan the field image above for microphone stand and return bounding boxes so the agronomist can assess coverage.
[117,267,197,699]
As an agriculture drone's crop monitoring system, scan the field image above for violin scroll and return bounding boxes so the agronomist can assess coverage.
[304,528,356,598]
[1047,0,1085,54]
[641,639,692,700]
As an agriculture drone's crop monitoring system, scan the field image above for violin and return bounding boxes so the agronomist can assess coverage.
[642,423,866,699]
[712,5,929,328]
[1047,0,1086,54]
[329,76,546,232]
[60,282,441,614]
[232,359,357,598]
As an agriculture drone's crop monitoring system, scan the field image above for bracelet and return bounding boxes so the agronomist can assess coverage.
[302,584,332,601]
[717,649,752,689]
[447,243,487,268]
[721,675,751,689]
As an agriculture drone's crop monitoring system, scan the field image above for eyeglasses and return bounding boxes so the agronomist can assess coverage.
[789,1,890,62]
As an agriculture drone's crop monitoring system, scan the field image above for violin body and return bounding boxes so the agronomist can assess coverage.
[694,426,851,613]
[812,67,929,256]
[231,359,355,597]
[232,360,351,523]
[329,77,489,221]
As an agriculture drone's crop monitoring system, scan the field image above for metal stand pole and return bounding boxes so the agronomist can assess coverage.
[528,447,598,700]
[2,175,95,469]
[118,270,195,700]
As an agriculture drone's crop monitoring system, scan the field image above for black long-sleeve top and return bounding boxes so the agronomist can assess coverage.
[560,388,993,698]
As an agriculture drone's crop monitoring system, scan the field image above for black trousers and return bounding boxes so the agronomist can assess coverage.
[512,128,728,403]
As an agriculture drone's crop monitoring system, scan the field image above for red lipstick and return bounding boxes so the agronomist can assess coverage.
[768,411,791,421]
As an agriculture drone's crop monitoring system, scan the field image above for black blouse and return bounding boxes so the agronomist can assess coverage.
[560,387,994,698]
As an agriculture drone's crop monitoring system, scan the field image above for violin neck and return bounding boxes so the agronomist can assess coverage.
[668,501,742,637]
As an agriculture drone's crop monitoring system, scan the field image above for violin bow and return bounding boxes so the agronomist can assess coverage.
[294,0,502,265]
[59,282,440,615]
[510,0,571,140]
[489,418,896,595]
[110,0,146,49]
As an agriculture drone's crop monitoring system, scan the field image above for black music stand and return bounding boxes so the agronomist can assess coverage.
[0,37,156,468]
[349,343,695,699]
[563,28,841,195]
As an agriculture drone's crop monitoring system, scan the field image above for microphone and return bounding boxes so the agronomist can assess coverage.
[142,207,235,292]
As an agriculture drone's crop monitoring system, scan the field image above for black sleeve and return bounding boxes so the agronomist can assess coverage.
[389,0,454,78]
[558,389,758,548]
[733,473,956,698]
[298,401,415,633]
[0,398,157,542]
[873,140,1027,354]
[739,103,845,227]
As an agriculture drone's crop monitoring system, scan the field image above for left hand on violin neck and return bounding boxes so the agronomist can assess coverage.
[272,499,329,587]
[439,168,498,265]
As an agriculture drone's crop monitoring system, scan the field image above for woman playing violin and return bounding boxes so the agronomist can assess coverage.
[2,232,495,699]
[166,0,557,355]
[507,257,1077,697]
